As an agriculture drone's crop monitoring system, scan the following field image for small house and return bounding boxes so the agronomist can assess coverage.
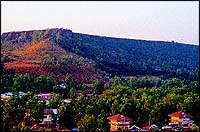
[107,114,132,131]
[168,111,194,127]
[41,109,58,125]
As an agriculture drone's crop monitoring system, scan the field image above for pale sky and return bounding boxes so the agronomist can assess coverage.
[1,1,199,45]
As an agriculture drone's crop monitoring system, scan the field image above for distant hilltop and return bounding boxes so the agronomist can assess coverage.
[2,28,198,45]
[1,28,73,43]
[1,28,72,34]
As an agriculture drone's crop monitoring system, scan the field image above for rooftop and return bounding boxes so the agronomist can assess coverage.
[107,114,132,122]
[44,109,58,115]
[168,111,193,118]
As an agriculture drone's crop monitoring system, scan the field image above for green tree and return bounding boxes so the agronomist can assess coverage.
[34,75,54,93]
[191,124,199,131]
[140,76,153,88]
[48,93,61,108]
[65,74,75,88]
[12,74,23,96]
[2,97,25,131]
[108,76,123,88]
[21,73,33,92]
[127,78,140,90]
[12,74,33,96]
[77,114,97,131]
[41,54,55,67]
[32,101,45,123]
[187,81,199,92]
[59,55,73,66]
[11,124,31,131]
[167,78,182,88]
[93,79,104,94]
[58,103,76,130]
[69,87,77,100]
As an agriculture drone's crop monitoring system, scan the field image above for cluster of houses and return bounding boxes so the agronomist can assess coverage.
[107,111,194,131]
[25,108,70,131]
[25,93,73,131]
[1,89,196,131]
[1,91,73,131]
[30,92,196,131]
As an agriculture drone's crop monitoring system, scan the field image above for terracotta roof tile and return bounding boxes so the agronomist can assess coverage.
[107,114,132,122]
[141,124,155,130]
[168,111,192,118]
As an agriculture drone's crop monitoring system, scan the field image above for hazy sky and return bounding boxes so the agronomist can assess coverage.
[1,1,199,45]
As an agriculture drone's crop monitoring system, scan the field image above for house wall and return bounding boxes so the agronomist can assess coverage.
[109,121,130,131]
[171,117,180,123]
[170,116,192,127]
[109,121,118,131]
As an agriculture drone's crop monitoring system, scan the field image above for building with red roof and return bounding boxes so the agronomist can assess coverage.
[168,111,194,127]
[107,114,132,131]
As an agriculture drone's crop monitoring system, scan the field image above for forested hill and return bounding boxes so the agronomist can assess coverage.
[69,33,199,80]
[1,28,199,81]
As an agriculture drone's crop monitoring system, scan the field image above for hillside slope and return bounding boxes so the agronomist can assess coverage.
[1,28,199,82]
[1,37,103,84]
